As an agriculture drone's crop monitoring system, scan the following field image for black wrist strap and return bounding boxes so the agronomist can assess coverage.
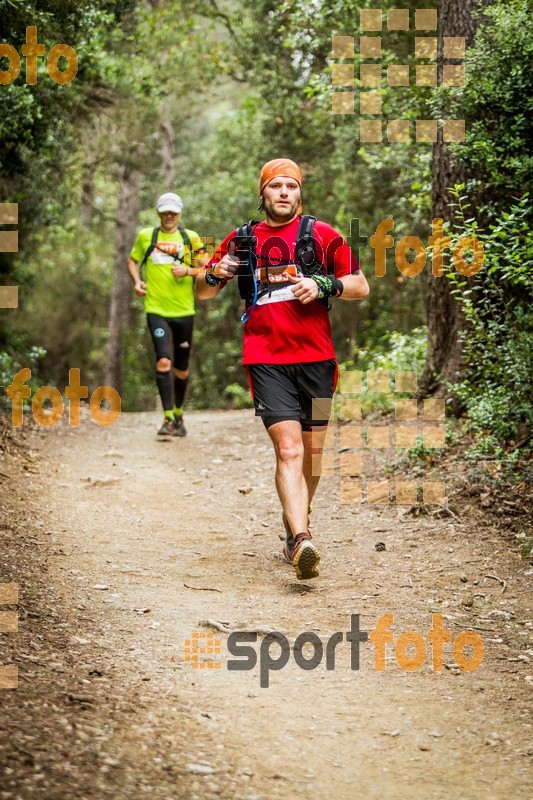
[312,274,344,299]
[205,271,223,286]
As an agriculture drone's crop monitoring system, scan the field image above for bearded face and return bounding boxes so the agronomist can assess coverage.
[262,177,301,224]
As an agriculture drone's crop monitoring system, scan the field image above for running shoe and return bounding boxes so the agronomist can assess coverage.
[173,414,187,437]
[282,506,313,563]
[291,532,320,580]
[158,419,176,436]
[282,513,295,563]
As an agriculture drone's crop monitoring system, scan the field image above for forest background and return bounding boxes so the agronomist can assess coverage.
[0,0,531,478]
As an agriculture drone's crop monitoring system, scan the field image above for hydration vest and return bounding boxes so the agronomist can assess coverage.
[138,225,193,279]
[234,215,328,310]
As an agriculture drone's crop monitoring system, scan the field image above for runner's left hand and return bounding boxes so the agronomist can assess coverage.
[287,274,319,304]
[172,264,189,279]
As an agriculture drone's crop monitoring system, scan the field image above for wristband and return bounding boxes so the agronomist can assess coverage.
[205,270,223,286]
[312,274,344,299]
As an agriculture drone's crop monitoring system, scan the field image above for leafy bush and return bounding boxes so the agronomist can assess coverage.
[0,346,46,415]
[438,0,533,210]
[340,327,427,415]
[447,191,533,457]
[355,327,427,376]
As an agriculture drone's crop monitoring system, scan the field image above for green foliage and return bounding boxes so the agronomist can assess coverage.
[222,382,254,409]
[0,0,132,181]
[405,434,443,464]
[448,0,532,208]
[355,327,427,376]
[0,345,45,414]
[120,319,157,411]
[447,190,533,457]
[15,222,113,389]
[0,0,134,354]
[339,327,427,416]
[188,298,250,409]
[3,0,529,433]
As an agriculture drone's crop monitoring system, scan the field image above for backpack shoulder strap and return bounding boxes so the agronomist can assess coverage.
[178,224,192,251]
[236,220,260,302]
[297,214,315,241]
[295,215,331,309]
[235,220,259,246]
[295,215,320,275]
[138,226,160,278]
[235,220,260,268]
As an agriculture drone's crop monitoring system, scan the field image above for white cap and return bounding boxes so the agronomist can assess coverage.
[156,192,183,213]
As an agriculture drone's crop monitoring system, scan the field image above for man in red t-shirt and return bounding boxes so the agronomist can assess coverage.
[196,158,369,580]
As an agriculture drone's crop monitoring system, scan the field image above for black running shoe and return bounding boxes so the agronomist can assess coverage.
[173,414,187,437]
[158,419,175,436]
[291,532,320,580]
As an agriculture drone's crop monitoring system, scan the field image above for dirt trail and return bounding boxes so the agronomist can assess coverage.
[1,410,532,799]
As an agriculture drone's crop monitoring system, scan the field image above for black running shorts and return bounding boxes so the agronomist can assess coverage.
[245,360,338,430]
[147,313,194,371]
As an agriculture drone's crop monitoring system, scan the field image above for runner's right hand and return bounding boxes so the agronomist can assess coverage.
[134,281,147,297]
[210,240,240,280]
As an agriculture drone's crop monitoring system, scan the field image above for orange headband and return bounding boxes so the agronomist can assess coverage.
[259,158,302,196]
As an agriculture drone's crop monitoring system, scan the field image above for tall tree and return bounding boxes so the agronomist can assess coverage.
[419,0,487,399]
[159,112,175,188]
[105,156,142,392]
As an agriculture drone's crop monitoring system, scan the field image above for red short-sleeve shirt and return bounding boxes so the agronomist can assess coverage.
[207,216,359,365]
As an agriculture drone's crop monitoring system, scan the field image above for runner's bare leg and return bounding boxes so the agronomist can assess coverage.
[267,420,308,534]
[302,427,328,507]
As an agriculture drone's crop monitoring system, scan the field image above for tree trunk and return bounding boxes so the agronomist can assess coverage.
[105,159,141,393]
[418,0,484,400]
[79,145,98,230]
[160,113,175,188]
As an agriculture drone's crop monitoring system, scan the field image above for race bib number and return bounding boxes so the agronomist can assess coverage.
[256,285,297,306]
[151,241,184,265]
[255,263,300,306]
